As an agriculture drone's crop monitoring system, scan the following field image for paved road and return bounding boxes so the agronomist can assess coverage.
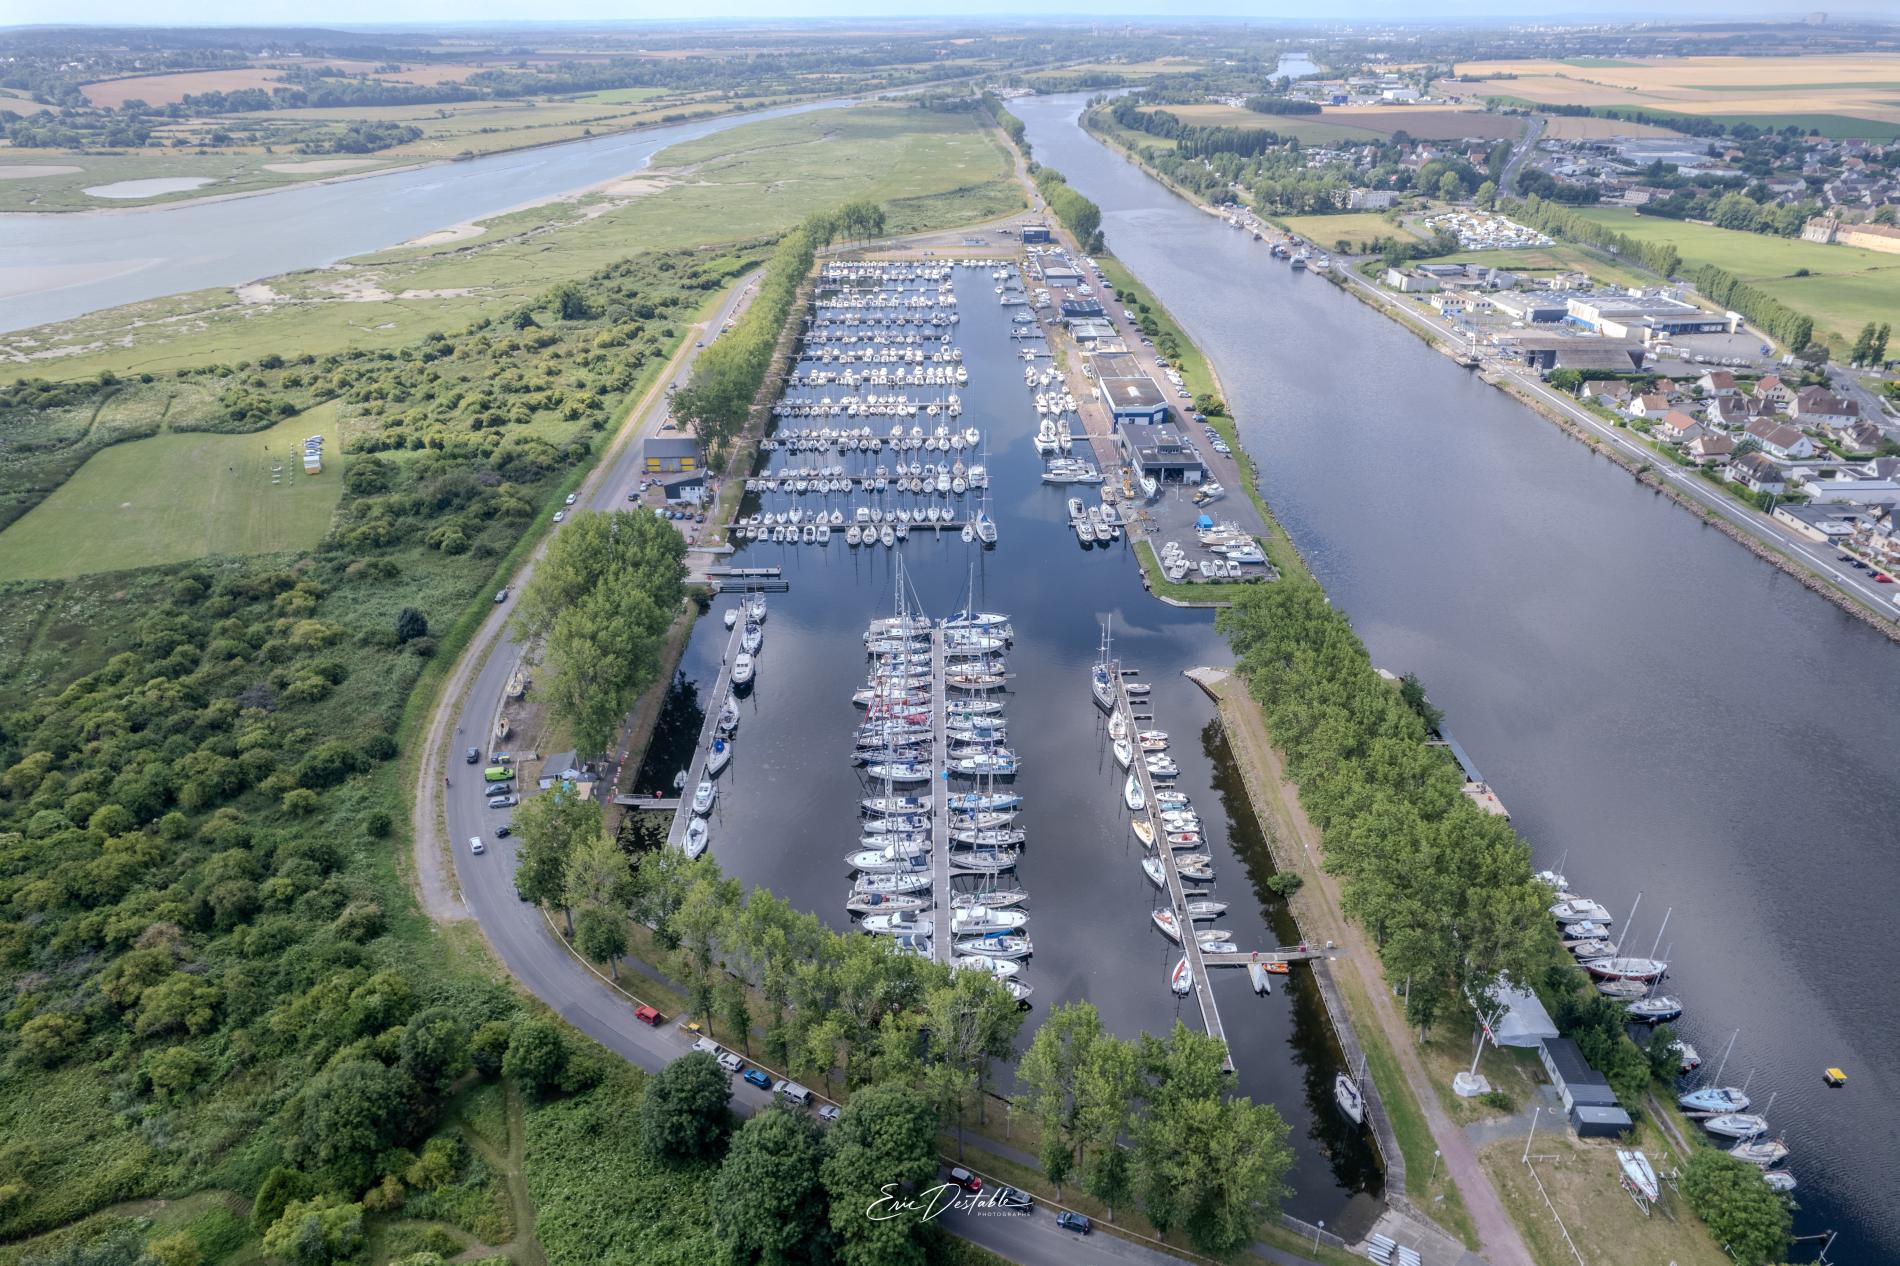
[1327,262,1900,622]
[418,264,1214,1266]
[1498,115,1545,197]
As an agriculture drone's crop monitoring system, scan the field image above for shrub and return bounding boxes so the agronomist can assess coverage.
[502,1020,566,1099]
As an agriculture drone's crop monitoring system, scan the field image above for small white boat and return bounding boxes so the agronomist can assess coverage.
[953,934,1032,960]
[1729,1137,1789,1167]
[742,621,764,655]
[953,954,1021,980]
[1152,908,1182,942]
[1142,855,1166,889]
[1680,1086,1752,1114]
[691,779,716,815]
[1551,898,1613,924]
[1131,819,1155,848]
[716,696,740,735]
[1170,956,1193,995]
[706,737,732,777]
[1112,737,1133,769]
[950,907,1028,934]
[1616,1149,1660,1203]
[684,817,709,859]
[731,652,755,687]
[1763,1171,1797,1194]
[1108,711,1128,741]
[723,608,738,629]
[1335,1073,1365,1125]
[1185,900,1227,920]
[1703,1113,1771,1140]
[1248,960,1274,995]
[862,913,934,937]
[1124,773,1146,813]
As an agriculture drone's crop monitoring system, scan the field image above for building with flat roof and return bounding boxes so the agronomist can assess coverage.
[1566,293,1737,341]
[1020,222,1052,243]
[1538,1038,1632,1137]
[1118,423,1205,484]
[1485,291,1570,324]
[1090,352,1171,426]
[643,436,702,473]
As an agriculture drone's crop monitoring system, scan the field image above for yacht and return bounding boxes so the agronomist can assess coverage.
[1680,1086,1752,1114]
[861,913,933,937]
[1550,898,1613,924]
[731,652,755,688]
[691,779,716,814]
[951,907,1027,934]
[684,817,709,859]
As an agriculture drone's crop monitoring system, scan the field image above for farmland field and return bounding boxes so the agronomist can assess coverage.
[1539,114,1679,140]
[0,405,343,582]
[1280,212,1421,250]
[1138,102,1519,142]
[1572,207,1900,345]
[1135,104,1384,144]
[1451,53,1900,136]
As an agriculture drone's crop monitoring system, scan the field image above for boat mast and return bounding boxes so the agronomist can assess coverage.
[1712,1028,1740,1086]
[1647,908,1673,961]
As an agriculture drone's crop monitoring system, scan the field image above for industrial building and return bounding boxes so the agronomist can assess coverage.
[1020,222,1052,244]
[1506,336,1648,374]
[1565,293,1738,342]
[643,436,702,474]
[1484,291,1570,324]
[1538,1038,1632,1138]
[1090,353,1171,426]
[1118,423,1206,484]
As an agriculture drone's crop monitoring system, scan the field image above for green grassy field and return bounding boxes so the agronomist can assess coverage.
[1431,242,1657,289]
[0,405,342,581]
[3,104,1021,382]
[1572,207,1900,344]
[1280,211,1419,250]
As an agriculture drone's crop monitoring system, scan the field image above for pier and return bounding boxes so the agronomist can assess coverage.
[929,629,951,964]
[667,614,748,847]
[1115,670,1235,1074]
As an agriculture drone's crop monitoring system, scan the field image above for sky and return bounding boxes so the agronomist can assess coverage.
[7,1,1882,27]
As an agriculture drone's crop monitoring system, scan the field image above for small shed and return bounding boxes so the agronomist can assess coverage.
[1538,1037,1631,1136]
[1569,1103,1635,1139]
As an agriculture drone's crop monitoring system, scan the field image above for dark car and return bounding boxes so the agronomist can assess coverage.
[1056,1212,1091,1235]
[495,824,512,839]
[465,746,480,764]
[993,1185,1032,1210]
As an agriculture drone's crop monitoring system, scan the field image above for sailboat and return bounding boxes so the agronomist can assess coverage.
[716,695,740,736]
[1142,855,1166,888]
[1170,956,1193,995]
[706,736,732,777]
[1616,1150,1660,1203]
[684,817,709,859]
[1091,617,1117,713]
[1335,1069,1366,1125]
[1151,909,1182,942]
[1680,1086,1752,1114]
[1124,773,1146,813]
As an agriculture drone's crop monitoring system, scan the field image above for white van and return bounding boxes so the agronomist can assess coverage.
[774,1080,813,1107]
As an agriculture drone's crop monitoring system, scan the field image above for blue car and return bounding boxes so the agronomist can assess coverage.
[741,1067,772,1090]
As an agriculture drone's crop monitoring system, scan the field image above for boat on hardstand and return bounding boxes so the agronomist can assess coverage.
[1680,1086,1752,1114]
[1124,772,1146,812]
[1616,1150,1660,1203]
[1335,1073,1365,1125]
[1704,1113,1771,1140]
[1170,956,1193,995]
[685,817,709,860]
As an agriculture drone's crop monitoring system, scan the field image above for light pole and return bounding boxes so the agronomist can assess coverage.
[1314,1220,1324,1253]
[1430,1148,1441,1184]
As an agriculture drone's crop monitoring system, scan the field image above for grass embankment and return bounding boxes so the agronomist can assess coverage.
[1570,207,1900,347]
[6,104,1023,383]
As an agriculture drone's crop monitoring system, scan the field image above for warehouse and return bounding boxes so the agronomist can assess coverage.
[1538,1038,1632,1138]
[1090,352,1171,426]
[1118,423,1205,484]
[643,436,702,474]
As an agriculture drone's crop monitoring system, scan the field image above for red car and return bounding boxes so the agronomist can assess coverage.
[1875,573,1893,584]
[634,1005,662,1026]
[947,1167,982,1192]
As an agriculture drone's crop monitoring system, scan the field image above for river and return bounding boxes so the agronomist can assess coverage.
[1010,94,1900,1263]
[0,98,844,334]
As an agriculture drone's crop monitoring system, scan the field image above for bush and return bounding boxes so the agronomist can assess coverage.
[1680,1150,1792,1265]
[1266,871,1302,896]
[638,1050,732,1163]
[261,1195,366,1266]
[502,1020,567,1099]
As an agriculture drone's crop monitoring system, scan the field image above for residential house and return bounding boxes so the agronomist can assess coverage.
[1696,369,1738,396]
[1654,411,1706,445]
[1581,380,1631,406]
[1791,386,1860,428]
[1773,502,1865,543]
[1744,418,1816,460]
[1755,374,1795,407]
[1728,451,1788,495]
[1825,418,1885,454]
[1848,509,1900,569]
[1705,395,1749,429]
[1687,433,1736,465]
[1629,391,1672,419]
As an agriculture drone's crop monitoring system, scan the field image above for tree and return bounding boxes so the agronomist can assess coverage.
[285,1058,414,1190]
[513,785,602,932]
[717,975,753,1055]
[819,1083,940,1266]
[1873,322,1891,365]
[1075,1033,1141,1220]
[261,1195,366,1266]
[1475,179,1498,209]
[1015,1001,1104,1195]
[640,1049,732,1163]
[713,1106,830,1265]
[398,1007,470,1095]
[394,607,429,644]
[1851,322,1878,366]
[1680,1150,1792,1265]
[1797,342,1830,368]
[1136,1093,1293,1257]
[572,905,629,981]
[503,1019,567,1100]
[1437,171,1463,203]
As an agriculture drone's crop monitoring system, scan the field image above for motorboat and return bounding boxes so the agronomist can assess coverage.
[953,934,1032,960]
[1152,909,1183,942]
[1625,996,1683,1024]
[1124,772,1146,813]
[723,608,738,630]
[1680,1087,1752,1114]
[691,780,716,814]
[1561,920,1611,940]
[953,954,1021,980]
[1703,1113,1771,1140]
[732,652,756,687]
[1170,956,1193,995]
[716,696,740,736]
[1142,856,1167,888]
[1199,940,1240,956]
[1551,898,1612,924]
[1154,791,1190,812]
[889,934,933,960]
[684,817,709,859]
[1671,1040,1701,1073]
[1335,1074,1365,1125]
[706,737,732,777]
[862,913,934,937]
[1165,831,1202,848]
[951,907,1028,934]
[1177,859,1214,882]
[1762,1171,1797,1194]
[1729,1137,1789,1167]
[1616,1150,1660,1203]
[1568,938,1617,960]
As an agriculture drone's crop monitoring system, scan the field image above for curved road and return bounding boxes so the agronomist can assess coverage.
[411,265,1216,1266]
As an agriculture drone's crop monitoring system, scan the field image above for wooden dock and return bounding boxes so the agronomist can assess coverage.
[667,614,748,848]
[929,629,951,964]
[613,795,682,811]
[1116,671,1235,1074]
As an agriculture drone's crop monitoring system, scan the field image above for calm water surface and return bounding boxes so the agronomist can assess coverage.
[1011,93,1900,1262]
[665,268,1384,1228]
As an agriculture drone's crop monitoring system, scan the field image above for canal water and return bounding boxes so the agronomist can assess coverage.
[667,266,1384,1229]
[0,97,846,334]
[1009,93,1900,1262]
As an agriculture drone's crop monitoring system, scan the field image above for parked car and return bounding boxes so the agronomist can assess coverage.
[495,587,510,604]
[468,837,485,855]
[495,824,512,839]
[1056,1211,1091,1235]
[817,1104,842,1124]
[716,1051,744,1074]
[634,1004,663,1026]
[465,746,481,764]
[552,510,566,523]
[742,1068,772,1090]
[565,493,578,506]
[773,1080,813,1107]
[487,794,519,809]
[483,766,514,783]
[993,1185,1032,1210]
[692,1036,720,1057]
[947,1167,981,1192]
